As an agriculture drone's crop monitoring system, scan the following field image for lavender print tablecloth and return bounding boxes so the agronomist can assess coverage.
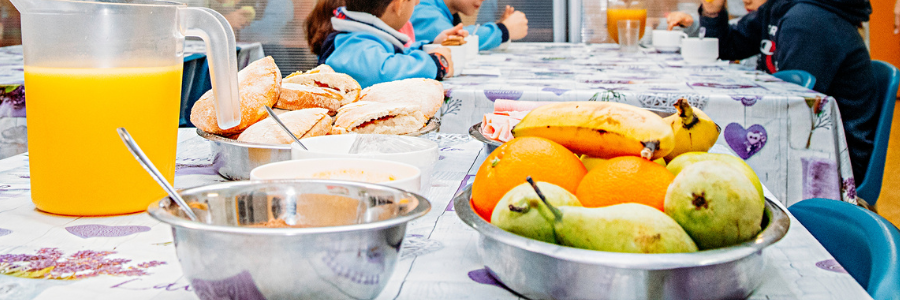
[440,43,855,207]
[0,129,871,299]
[0,41,264,160]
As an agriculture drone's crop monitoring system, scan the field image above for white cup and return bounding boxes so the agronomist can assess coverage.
[465,34,479,58]
[681,37,719,64]
[423,44,464,76]
[652,30,684,52]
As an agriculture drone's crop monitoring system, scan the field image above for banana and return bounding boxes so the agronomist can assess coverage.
[662,98,720,162]
[512,102,675,160]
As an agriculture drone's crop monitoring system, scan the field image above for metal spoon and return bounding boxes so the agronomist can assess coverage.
[263,106,308,150]
[699,27,706,40]
[117,128,199,222]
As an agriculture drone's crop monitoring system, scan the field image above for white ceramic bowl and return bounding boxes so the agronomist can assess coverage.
[250,158,422,193]
[290,134,439,189]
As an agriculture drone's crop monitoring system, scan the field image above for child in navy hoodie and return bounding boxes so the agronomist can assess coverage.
[306,0,467,88]
[668,0,877,186]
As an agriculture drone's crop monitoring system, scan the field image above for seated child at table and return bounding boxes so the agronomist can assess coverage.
[410,0,528,51]
[306,0,467,88]
[666,0,877,185]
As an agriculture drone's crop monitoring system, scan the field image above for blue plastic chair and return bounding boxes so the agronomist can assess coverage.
[789,198,900,300]
[773,70,816,89]
[856,60,900,206]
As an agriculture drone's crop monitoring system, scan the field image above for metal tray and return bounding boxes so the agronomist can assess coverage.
[453,185,789,300]
[198,117,440,180]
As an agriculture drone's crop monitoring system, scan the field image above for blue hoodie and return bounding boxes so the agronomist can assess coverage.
[317,7,444,88]
[701,0,876,183]
[410,0,509,51]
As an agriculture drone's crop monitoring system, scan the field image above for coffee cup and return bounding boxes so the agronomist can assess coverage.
[681,37,718,64]
[465,34,479,58]
[652,30,684,52]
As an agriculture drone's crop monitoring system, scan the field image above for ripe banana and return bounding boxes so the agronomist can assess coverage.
[512,102,675,160]
[663,98,720,162]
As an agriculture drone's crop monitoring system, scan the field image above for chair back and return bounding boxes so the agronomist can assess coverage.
[772,70,816,89]
[856,60,900,205]
[789,198,900,300]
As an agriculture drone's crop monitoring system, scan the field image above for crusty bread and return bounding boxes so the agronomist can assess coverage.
[331,101,427,135]
[283,72,361,106]
[307,64,334,74]
[359,79,444,119]
[275,83,343,114]
[236,108,332,144]
[191,56,282,136]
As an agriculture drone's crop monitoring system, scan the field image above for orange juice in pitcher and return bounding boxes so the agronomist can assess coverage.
[607,0,647,43]
[13,0,241,216]
[26,66,182,215]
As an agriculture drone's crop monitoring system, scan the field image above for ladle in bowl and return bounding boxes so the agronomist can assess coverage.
[116,128,199,221]
[263,106,308,150]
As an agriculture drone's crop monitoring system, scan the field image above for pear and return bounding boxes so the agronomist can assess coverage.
[664,160,764,250]
[667,152,764,205]
[490,181,582,244]
[545,203,699,253]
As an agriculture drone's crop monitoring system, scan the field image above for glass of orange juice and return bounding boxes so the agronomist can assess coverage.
[607,0,647,44]
[15,0,241,216]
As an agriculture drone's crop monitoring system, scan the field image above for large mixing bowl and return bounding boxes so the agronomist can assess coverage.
[453,185,789,300]
[148,180,431,300]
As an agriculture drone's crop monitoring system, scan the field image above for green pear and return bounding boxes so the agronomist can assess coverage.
[664,160,764,250]
[545,203,699,253]
[491,181,582,244]
[667,152,764,205]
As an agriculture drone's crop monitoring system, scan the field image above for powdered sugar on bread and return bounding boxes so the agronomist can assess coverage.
[359,79,444,119]
[191,56,282,136]
[237,108,331,144]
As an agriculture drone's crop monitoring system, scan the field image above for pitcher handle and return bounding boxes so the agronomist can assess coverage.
[177,7,240,129]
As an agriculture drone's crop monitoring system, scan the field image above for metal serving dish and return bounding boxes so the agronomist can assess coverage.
[148,180,431,300]
[453,185,789,300]
[198,117,440,180]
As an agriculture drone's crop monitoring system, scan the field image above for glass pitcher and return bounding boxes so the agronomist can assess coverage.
[12,0,241,216]
[607,0,646,43]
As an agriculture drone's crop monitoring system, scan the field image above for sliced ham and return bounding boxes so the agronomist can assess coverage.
[493,99,554,113]
[481,113,520,142]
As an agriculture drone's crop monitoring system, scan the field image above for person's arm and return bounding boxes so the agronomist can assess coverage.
[464,23,506,50]
[410,4,454,43]
[325,34,441,88]
[699,7,764,61]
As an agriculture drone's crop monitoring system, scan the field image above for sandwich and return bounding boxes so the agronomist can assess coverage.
[331,101,427,135]
[279,65,362,109]
[190,56,282,136]
[236,108,332,144]
[359,78,444,119]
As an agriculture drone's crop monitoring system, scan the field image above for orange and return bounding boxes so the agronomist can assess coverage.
[471,137,587,221]
[575,156,674,211]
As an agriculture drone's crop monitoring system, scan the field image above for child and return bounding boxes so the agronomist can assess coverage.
[410,0,528,51]
[306,0,466,88]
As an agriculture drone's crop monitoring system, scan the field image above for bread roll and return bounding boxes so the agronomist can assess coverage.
[359,79,444,119]
[236,108,332,144]
[283,71,361,106]
[190,56,282,136]
[331,101,427,135]
[275,83,343,113]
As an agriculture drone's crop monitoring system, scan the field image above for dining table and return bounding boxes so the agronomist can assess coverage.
[0,40,265,160]
[0,127,872,300]
[440,42,856,208]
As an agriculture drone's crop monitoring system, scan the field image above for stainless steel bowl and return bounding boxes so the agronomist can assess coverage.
[197,117,441,180]
[148,180,431,300]
[453,185,789,300]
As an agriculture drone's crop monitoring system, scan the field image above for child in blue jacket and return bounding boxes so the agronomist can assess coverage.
[410,0,528,51]
[306,0,466,88]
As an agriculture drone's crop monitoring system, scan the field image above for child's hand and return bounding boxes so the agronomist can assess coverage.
[224,9,251,30]
[501,11,528,40]
[497,5,515,23]
[434,24,469,45]
[666,12,694,30]
[427,46,454,78]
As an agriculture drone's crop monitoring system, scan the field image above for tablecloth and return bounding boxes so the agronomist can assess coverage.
[0,128,871,299]
[0,41,265,160]
[440,43,856,207]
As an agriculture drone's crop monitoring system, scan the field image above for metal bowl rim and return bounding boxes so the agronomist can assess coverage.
[148,179,432,235]
[468,122,503,148]
[453,184,789,270]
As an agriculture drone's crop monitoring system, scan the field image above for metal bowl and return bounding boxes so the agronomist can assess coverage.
[148,180,431,300]
[198,117,440,180]
[453,185,789,300]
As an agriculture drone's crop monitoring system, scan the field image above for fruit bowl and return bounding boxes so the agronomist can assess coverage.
[452,185,789,300]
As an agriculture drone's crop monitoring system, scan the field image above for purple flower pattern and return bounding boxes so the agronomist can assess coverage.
[0,248,165,279]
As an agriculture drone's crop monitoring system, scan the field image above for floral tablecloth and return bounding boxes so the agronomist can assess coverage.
[0,41,265,160]
[440,43,855,207]
[0,129,871,299]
